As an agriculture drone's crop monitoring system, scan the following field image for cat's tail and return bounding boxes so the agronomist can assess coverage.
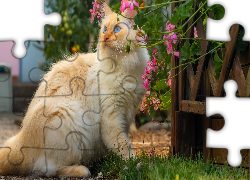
[0,134,28,175]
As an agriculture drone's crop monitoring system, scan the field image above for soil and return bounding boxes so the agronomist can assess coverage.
[0,112,171,179]
[130,129,171,157]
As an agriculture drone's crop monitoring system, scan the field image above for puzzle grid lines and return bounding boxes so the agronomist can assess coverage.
[0,1,174,176]
[1,0,250,178]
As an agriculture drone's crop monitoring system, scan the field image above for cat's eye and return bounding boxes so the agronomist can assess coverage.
[114,26,121,33]
[103,27,107,34]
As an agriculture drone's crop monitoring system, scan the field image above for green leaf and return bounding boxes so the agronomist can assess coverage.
[210,5,225,20]
[111,2,121,14]
[236,27,249,53]
[169,12,179,26]
[175,4,192,21]
[126,40,131,53]
[154,80,166,91]
[181,42,191,63]
[213,51,223,79]
[184,0,194,6]
[160,91,171,110]
[190,41,201,56]
[155,0,163,4]
[134,11,147,29]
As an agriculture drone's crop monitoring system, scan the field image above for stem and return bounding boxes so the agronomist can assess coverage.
[181,7,210,37]
[180,38,217,42]
[180,1,207,29]
[139,0,187,9]
[153,29,181,34]
[144,4,164,16]
[171,42,226,70]
[132,40,165,48]
[171,64,189,79]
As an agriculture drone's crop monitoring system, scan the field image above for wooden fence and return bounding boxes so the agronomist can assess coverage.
[171,1,250,166]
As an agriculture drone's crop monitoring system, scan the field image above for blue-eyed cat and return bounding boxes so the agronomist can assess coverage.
[0,3,149,178]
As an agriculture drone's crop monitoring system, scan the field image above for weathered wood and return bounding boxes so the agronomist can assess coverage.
[175,112,196,157]
[171,55,178,154]
[207,58,218,96]
[180,100,205,114]
[202,69,212,163]
[170,0,178,154]
[245,67,250,97]
[189,18,210,101]
[215,25,239,97]
[232,55,246,96]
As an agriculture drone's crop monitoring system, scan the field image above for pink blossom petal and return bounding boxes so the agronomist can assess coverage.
[174,51,179,58]
[125,2,130,8]
[130,3,134,11]
[133,1,139,7]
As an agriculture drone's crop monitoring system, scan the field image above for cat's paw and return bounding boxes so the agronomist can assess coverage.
[120,149,135,160]
[56,165,91,178]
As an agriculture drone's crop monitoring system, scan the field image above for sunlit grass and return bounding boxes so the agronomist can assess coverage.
[89,149,249,180]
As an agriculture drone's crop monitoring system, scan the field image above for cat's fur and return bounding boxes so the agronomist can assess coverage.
[0,3,149,178]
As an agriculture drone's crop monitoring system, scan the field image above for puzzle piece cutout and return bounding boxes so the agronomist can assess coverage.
[207,0,249,41]
[0,0,61,58]
[206,80,250,167]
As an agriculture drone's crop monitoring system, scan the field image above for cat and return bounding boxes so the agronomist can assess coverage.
[0,3,149,178]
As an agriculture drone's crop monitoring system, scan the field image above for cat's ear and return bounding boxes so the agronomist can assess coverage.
[103,2,113,16]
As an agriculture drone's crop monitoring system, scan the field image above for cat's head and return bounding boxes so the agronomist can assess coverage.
[99,3,137,53]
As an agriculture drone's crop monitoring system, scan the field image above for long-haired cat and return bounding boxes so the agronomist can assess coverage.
[0,3,149,178]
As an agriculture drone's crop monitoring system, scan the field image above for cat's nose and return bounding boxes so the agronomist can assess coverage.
[105,37,109,41]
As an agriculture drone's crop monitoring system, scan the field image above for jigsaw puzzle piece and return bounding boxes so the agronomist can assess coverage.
[206,0,249,41]
[206,80,250,167]
[0,0,61,58]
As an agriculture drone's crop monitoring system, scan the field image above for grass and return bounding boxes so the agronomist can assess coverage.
[88,149,249,180]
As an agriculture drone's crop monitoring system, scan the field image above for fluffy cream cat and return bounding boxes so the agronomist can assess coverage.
[0,3,149,178]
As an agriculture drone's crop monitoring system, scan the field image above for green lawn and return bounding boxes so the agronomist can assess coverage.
[89,150,249,180]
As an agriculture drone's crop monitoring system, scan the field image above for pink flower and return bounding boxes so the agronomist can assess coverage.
[151,161,153,165]
[164,22,179,58]
[89,0,103,23]
[125,0,139,11]
[137,162,143,168]
[143,79,149,89]
[167,74,171,88]
[166,21,175,31]
[120,0,128,12]
[174,51,179,58]
[123,166,128,170]
[194,26,198,38]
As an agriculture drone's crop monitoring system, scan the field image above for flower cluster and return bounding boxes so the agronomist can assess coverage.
[150,96,161,111]
[141,49,160,89]
[163,21,179,58]
[140,92,161,114]
[89,0,103,23]
[120,0,139,12]
[140,91,150,114]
